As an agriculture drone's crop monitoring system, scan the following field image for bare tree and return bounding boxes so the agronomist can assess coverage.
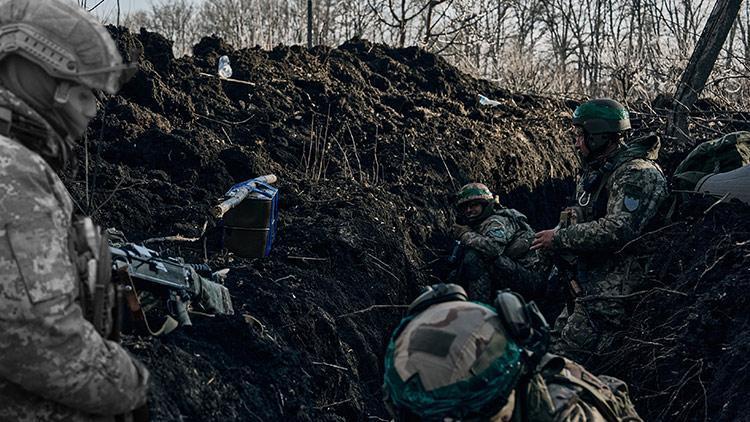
[148,0,198,56]
[668,0,743,142]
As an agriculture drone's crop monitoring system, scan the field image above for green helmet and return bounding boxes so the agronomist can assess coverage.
[383,298,524,420]
[572,98,631,134]
[573,98,631,153]
[455,182,494,207]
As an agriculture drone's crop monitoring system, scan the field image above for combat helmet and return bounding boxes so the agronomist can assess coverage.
[0,0,133,94]
[572,98,631,153]
[455,182,496,225]
[383,284,525,421]
[455,182,494,206]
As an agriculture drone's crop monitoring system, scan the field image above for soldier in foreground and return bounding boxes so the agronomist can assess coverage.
[449,183,546,302]
[531,99,668,361]
[0,1,149,420]
[383,284,641,421]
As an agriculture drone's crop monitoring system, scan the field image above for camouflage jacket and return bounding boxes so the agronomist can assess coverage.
[515,355,641,422]
[459,207,536,266]
[0,134,149,421]
[550,134,668,295]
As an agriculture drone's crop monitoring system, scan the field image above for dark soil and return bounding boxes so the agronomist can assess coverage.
[62,27,750,421]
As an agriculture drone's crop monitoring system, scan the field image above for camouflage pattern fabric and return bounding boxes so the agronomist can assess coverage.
[453,207,546,301]
[0,134,149,421]
[386,300,641,421]
[391,301,517,392]
[188,268,234,315]
[515,355,641,422]
[549,134,669,361]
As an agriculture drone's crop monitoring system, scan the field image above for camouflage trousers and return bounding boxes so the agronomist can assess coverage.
[449,248,546,303]
[551,256,648,362]
[551,299,627,363]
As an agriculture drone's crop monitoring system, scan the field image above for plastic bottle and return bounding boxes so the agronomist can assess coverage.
[478,94,501,107]
[218,55,232,79]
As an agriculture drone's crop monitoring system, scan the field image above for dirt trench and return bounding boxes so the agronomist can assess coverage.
[63,27,750,421]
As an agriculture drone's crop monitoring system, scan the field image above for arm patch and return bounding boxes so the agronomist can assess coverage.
[622,184,643,213]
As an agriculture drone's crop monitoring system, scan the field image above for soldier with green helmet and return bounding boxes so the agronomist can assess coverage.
[531,98,668,361]
[383,284,642,421]
[450,182,546,303]
[0,1,149,420]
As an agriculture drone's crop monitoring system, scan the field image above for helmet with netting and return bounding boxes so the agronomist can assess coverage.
[383,300,524,420]
[0,0,132,93]
[455,182,494,207]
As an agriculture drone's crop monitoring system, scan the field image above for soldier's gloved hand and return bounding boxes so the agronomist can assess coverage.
[451,224,472,240]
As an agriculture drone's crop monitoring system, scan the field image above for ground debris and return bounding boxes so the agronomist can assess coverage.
[73,27,750,421]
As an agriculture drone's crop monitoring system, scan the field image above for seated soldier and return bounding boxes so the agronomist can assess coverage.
[383,284,642,422]
[450,182,545,302]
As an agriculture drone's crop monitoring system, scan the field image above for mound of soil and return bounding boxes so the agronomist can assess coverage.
[62,26,750,421]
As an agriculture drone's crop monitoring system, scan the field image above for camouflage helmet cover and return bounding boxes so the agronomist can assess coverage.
[0,0,129,93]
[455,182,494,207]
[572,98,631,135]
[383,301,524,419]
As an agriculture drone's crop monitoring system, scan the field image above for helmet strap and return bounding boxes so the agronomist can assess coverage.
[54,81,72,104]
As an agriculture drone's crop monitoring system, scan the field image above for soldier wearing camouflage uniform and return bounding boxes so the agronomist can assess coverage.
[532,99,669,361]
[383,284,642,421]
[450,183,545,302]
[0,1,149,420]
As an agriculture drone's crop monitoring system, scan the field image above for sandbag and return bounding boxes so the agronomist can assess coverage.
[673,131,750,191]
[696,164,750,205]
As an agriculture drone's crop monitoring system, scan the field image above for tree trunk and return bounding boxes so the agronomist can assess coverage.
[307,0,313,48]
[667,0,743,143]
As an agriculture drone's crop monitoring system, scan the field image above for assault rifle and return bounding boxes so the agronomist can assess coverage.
[110,243,234,335]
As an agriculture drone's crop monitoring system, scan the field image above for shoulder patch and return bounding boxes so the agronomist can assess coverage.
[622,184,643,212]
[486,228,507,240]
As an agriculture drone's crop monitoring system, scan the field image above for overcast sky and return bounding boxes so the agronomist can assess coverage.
[90,0,202,19]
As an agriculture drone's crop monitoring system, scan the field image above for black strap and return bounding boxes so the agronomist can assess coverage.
[0,107,11,136]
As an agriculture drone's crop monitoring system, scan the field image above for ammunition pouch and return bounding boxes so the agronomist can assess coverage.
[69,216,116,338]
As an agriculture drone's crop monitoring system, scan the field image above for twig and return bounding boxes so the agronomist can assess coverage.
[336,304,408,318]
[615,222,685,254]
[373,125,380,184]
[196,113,255,126]
[287,255,329,261]
[315,399,352,410]
[578,287,688,303]
[91,176,127,216]
[273,275,297,283]
[366,253,400,282]
[703,192,731,215]
[199,72,257,86]
[333,136,354,180]
[698,249,733,282]
[142,234,200,244]
[312,361,349,371]
[435,146,457,190]
[86,0,105,11]
[346,123,364,182]
[221,127,233,144]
